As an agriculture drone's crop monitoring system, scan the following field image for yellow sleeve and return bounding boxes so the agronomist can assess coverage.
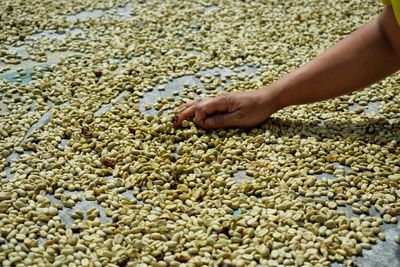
[382,0,400,25]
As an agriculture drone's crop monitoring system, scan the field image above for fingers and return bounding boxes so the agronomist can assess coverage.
[173,95,235,128]
[172,99,201,127]
[203,112,239,129]
[199,95,232,115]
[173,99,197,112]
[173,98,206,127]
[193,98,218,128]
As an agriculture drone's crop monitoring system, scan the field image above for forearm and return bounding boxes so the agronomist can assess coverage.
[264,7,400,111]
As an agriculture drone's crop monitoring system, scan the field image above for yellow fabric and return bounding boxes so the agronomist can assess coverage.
[383,0,400,25]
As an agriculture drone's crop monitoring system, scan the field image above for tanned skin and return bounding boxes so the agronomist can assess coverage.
[174,7,400,129]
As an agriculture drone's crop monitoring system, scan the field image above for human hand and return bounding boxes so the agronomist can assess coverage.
[173,89,280,129]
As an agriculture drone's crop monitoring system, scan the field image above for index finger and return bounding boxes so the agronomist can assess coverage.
[173,96,231,128]
[173,99,197,112]
[173,105,196,127]
[195,95,231,117]
[173,99,203,127]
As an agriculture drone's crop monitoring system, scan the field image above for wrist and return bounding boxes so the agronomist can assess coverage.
[257,82,288,114]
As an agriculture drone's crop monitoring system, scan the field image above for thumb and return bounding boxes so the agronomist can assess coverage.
[203,113,238,129]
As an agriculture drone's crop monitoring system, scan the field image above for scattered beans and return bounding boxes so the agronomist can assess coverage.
[0,1,399,267]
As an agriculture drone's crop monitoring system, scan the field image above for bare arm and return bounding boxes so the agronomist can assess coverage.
[175,7,400,129]
[269,6,400,110]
